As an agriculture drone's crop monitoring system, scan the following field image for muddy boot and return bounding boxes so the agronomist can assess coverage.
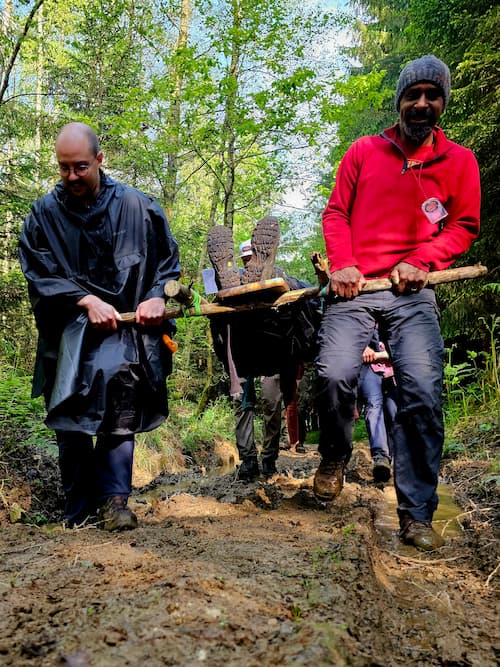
[241,216,280,284]
[237,456,260,482]
[372,453,391,483]
[313,459,345,501]
[207,225,241,290]
[261,458,278,479]
[399,519,445,551]
[98,495,138,532]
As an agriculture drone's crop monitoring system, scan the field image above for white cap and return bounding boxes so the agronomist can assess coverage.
[239,239,252,258]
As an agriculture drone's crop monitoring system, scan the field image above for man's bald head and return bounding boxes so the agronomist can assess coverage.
[55,122,103,201]
[55,122,100,156]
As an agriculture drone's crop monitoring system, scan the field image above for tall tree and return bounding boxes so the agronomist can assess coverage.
[163,0,192,220]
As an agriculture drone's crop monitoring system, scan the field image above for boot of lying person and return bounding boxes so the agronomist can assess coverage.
[206,225,241,290]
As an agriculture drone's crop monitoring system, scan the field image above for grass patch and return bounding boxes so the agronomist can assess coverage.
[353,418,368,442]
[174,397,235,454]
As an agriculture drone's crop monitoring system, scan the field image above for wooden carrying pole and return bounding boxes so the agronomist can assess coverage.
[119,264,487,322]
[275,263,489,307]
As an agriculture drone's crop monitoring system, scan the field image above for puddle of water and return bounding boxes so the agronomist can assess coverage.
[375,483,463,540]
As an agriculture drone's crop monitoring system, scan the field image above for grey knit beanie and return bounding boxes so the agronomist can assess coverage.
[395,55,451,111]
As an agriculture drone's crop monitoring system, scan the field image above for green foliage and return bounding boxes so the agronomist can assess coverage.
[305,430,319,445]
[320,67,394,179]
[0,275,38,374]
[353,417,368,443]
[0,270,27,309]
[0,368,54,455]
[168,316,219,403]
[443,315,499,458]
[289,604,303,621]
[173,397,234,453]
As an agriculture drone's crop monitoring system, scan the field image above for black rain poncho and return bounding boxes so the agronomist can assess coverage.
[19,172,181,436]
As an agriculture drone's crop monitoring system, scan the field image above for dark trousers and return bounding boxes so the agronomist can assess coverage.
[358,365,397,460]
[56,431,135,526]
[234,375,282,464]
[315,289,444,525]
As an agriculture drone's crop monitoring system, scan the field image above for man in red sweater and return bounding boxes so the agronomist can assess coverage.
[314,55,480,550]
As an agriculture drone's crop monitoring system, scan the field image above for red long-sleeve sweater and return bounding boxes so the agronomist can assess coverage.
[322,124,481,278]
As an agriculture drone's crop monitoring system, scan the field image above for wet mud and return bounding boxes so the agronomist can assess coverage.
[0,443,498,666]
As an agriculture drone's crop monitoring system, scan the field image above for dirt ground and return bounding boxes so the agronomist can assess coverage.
[0,440,498,667]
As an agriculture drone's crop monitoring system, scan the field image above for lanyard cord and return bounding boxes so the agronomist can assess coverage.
[407,159,429,201]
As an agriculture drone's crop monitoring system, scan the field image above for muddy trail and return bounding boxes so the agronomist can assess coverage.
[0,441,498,667]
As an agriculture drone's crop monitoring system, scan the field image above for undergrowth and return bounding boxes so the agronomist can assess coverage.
[0,368,55,456]
[443,315,499,464]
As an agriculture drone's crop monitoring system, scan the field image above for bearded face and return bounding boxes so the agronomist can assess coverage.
[401,106,436,143]
[399,83,444,144]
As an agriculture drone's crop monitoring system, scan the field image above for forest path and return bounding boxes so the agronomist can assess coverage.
[0,443,498,667]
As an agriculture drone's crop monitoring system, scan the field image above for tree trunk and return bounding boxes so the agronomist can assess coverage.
[164,0,191,220]
[34,4,44,186]
[222,0,241,229]
[0,0,45,105]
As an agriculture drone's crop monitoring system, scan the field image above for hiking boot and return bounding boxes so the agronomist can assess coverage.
[237,456,260,482]
[294,443,306,454]
[372,453,392,483]
[241,216,280,284]
[98,496,138,532]
[399,519,445,551]
[261,458,278,479]
[207,225,241,290]
[313,459,345,501]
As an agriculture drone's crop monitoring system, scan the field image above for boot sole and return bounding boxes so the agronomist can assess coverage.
[207,225,241,289]
[241,216,280,284]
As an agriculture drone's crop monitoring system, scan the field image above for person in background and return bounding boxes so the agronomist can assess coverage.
[357,329,397,483]
[19,122,181,531]
[231,236,284,481]
[314,55,480,550]
[208,218,318,481]
[233,373,283,481]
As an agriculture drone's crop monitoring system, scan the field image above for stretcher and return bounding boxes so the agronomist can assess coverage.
[119,261,488,323]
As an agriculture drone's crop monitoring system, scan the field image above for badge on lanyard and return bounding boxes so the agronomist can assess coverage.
[422,197,448,224]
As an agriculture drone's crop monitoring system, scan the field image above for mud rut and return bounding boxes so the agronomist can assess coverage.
[0,443,498,667]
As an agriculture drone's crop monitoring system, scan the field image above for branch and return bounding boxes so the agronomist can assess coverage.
[0,0,45,106]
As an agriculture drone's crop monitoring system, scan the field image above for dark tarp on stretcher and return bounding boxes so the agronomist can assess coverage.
[210,276,322,403]
[18,172,181,436]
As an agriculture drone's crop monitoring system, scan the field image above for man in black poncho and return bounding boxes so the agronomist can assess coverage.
[19,122,181,531]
